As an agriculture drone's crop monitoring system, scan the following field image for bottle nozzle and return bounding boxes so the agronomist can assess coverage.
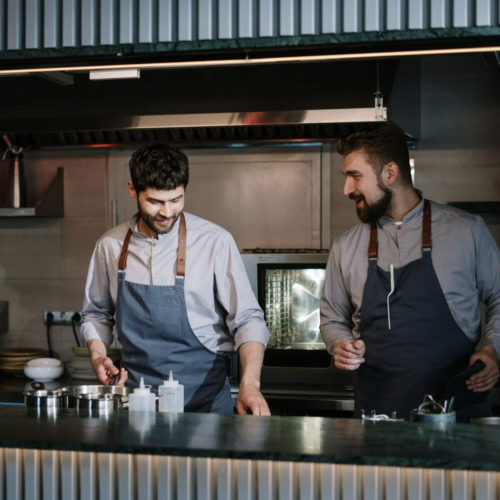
[139,377,145,389]
[169,370,174,382]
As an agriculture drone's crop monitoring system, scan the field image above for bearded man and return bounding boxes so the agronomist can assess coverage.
[320,122,500,421]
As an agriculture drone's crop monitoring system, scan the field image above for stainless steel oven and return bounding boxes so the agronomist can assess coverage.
[241,250,355,408]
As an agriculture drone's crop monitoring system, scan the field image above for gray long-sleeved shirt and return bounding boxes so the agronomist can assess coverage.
[81,212,270,352]
[320,198,500,356]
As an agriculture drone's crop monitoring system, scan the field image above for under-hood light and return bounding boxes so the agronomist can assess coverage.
[0,45,499,76]
[89,69,140,80]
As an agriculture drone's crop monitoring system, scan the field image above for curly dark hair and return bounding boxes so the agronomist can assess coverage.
[337,122,412,186]
[129,143,189,194]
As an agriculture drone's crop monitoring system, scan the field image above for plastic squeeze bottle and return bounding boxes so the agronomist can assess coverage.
[158,371,184,413]
[128,377,156,412]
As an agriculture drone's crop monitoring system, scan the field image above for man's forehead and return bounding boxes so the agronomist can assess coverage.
[342,151,371,173]
[142,186,184,200]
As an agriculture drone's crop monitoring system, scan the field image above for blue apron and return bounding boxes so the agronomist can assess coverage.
[354,200,491,422]
[115,213,233,414]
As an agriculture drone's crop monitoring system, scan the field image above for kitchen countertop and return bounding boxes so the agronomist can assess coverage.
[0,406,500,471]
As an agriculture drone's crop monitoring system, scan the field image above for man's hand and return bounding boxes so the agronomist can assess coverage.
[466,346,500,392]
[236,341,271,416]
[88,339,128,386]
[334,339,365,370]
[236,381,270,416]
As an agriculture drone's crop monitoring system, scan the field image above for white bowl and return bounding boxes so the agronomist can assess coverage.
[24,364,64,381]
[26,358,63,368]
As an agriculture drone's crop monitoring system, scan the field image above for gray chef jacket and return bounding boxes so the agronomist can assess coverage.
[81,212,270,352]
[320,197,500,356]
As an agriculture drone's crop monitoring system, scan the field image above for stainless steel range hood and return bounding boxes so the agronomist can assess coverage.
[1,107,388,148]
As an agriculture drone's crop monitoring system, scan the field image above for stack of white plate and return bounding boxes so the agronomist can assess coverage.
[67,347,121,381]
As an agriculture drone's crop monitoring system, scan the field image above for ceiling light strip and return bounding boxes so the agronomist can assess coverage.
[0,45,499,76]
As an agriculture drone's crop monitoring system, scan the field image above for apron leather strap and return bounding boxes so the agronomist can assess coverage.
[368,222,378,259]
[118,229,133,271]
[422,199,432,251]
[367,199,432,259]
[177,212,187,277]
[118,212,187,274]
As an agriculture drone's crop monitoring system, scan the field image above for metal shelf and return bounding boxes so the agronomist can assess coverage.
[0,167,64,218]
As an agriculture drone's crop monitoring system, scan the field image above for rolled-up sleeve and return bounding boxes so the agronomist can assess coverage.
[214,234,270,351]
[320,239,356,355]
[474,217,500,356]
[81,242,116,348]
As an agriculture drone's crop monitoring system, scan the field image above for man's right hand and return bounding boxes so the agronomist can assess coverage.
[334,339,366,370]
[90,355,128,386]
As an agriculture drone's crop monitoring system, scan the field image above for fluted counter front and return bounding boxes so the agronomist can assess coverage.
[0,407,499,499]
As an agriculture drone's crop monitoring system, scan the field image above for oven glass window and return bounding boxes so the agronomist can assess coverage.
[265,268,326,350]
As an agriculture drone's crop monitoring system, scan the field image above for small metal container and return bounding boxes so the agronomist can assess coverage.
[76,393,123,412]
[60,385,131,402]
[470,417,500,425]
[23,390,73,409]
[409,410,456,423]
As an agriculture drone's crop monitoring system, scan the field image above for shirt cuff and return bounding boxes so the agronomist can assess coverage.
[80,321,114,349]
[234,322,270,351]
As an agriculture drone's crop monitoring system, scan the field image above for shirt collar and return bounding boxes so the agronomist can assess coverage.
[378,190,424,227]
[129,213,181,242]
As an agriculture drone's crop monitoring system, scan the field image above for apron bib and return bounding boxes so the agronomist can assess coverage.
[354,200,491,422]
[115,213,233,414]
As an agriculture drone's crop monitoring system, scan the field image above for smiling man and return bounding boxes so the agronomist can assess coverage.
[81,143,271,415]
[320,122,500,421]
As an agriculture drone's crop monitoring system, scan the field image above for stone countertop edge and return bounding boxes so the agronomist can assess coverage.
[1,408,500,471]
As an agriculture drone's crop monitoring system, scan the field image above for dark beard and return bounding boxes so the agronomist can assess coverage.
[137,203,179,235]
[350,182,393,224]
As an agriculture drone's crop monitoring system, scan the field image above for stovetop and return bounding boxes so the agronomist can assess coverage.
[242,248,330,254]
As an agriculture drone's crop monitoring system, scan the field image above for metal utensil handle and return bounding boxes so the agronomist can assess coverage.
[418,394,446,414]
[31,382,46,391]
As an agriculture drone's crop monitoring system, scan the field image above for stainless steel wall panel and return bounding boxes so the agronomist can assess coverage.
[178,0,196,41]
[100,0,118,45]
[386,0,406,30]
[299,463,318,500]
[473,471,497,500]
[5,449,21,500]
[362,466,381,500]
[341,464,359,500]
[7,0,23,50]
[217,456,235,500]
[117,453,134,500]
[97,453,116,500]
[237,459,257,500]
[430,0,450,28]
[476,0,495,26]
[81,0,98,46]
[139,0,157,43]
[80,452,97,500]
[196,457,215,500]
[278,461,297,500]
[365,0,385,32]
[119,0,137,44]
[41,450,59,500]
[279,0,298,36]
[158,0,176,42]
[25,0,42,49]
[257,461,277,499]
[157,455,175,500]
[137,455,155,500]
[62,0,79,47]
[177,457,195,500]
[218,0,236,38]
[259,0,277,36]
[384,467,402,500]
[321,0,341,33]
[408,0,429,29]
[406,467,425,500]
[198,0,216,40]
[60,451,77,500]
[44,0,61,48]
[301,0,319,35]
[343,0,362,33]
[239,0,257,38]
[428,469,448,500]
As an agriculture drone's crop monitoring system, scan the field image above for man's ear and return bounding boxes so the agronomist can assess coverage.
[384,162,399,187]
[127,180,138,199]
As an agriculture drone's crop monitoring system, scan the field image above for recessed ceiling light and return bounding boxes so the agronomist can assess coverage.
[89,69,140,81]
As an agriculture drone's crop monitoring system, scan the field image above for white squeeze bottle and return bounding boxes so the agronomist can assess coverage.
[128,377,156,412]
[158,371,184,413]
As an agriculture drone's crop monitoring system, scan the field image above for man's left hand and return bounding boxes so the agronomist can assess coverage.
[466,346,500,392]
[236,382,271,416]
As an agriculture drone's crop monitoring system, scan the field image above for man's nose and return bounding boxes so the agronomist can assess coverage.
[162,204,175,218]
[343,178,354,197]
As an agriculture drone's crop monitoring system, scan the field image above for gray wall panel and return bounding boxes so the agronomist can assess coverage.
[7,0,23,50]
[44,0,61,48]
[158,0,176,42]
[321,0,340,33]
[120,0,137,44]
[199,0,215,40]
[0,0,499,57]
[259,0,277,36]
[139,0,157,43]
[81,0,98,46]
[62,0,79,47]
[25,0,42,49]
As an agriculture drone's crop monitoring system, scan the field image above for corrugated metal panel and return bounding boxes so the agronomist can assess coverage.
[0,0,498,54]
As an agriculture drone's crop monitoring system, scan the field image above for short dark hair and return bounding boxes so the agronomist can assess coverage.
[129,143,189,194]
[337,122,412,186]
